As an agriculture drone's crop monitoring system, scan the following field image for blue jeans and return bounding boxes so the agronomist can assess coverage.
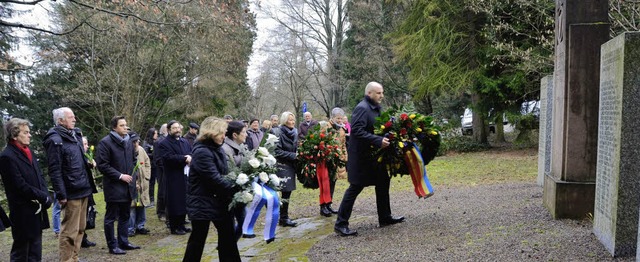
[52,193,61,234]
[128,206,146,233]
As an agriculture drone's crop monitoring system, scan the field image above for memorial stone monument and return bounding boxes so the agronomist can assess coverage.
[543,0,609,219]
[592,32,640,257]
[537,75,553,187]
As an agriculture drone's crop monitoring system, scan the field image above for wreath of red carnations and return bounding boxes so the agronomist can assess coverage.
[296,125,346,189]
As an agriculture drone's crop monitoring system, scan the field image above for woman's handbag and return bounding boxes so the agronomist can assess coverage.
[86,205,97,229]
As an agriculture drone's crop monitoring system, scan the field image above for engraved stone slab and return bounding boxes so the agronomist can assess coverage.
[592,32,640,257]
[537,75,553,186]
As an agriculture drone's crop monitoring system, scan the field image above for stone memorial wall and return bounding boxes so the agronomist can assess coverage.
[592,32,640,257]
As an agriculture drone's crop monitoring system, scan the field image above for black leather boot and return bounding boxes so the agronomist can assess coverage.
[320,204,332,217]
[327,202,338,214]
[279,202,297,227]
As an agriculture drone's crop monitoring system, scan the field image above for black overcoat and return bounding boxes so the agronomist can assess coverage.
[186,141,235,221]
[273,125,298,191]
[0,143,51,242]
[96,132,136,203]
[157,136,192,216]
[347,96,386,186]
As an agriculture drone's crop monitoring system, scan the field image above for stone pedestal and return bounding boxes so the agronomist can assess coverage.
[592,32,640,257]
[543,0,609,219]
[537,75,553,187]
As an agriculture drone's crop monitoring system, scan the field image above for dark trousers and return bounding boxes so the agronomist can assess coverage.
[10,233,42,262]
[335,176,391,228]
[104,202,131,249]
[233,205,246,241]
[330,178,336,200]
[156,171,166,217]
[183,218,240,262]
[149,167,157,202]
[170,214,186,231]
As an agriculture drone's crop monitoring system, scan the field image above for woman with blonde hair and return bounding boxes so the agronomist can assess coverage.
[183,117,240,262]
[272,111,299,227]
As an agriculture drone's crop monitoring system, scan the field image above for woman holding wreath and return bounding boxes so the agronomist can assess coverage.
[183,117,240,262]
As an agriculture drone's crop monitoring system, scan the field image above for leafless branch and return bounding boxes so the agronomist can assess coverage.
[0,0,45,4]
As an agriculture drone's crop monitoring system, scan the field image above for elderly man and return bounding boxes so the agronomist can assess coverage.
[298,111,319,140]
[183,122,199,147]
[270,114,279,129]
[96,116,140,255]
[157,120,193,235]
[44,107,97,261]
[334,82,404,236]
[1,118,52,261]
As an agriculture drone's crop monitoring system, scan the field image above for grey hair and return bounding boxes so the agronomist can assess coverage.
[331,107,345,118]
[364,82,382,95]
[279,111,296,126]
[159,124,168,136]
[4,118,30,143]
[52,107,72,125]
[303,112,312,117]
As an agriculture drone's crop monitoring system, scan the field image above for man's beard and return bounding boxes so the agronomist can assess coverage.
[171,132,182,139]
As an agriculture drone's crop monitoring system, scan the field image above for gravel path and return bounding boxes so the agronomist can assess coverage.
[1,182,632,261]
[302,183,633,262]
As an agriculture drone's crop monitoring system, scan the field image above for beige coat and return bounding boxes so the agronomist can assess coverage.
[133,145,152,207]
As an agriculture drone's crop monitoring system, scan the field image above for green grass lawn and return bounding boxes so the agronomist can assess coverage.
[0,147,538,261]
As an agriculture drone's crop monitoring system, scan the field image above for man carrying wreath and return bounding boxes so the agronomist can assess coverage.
[334,81,405,236]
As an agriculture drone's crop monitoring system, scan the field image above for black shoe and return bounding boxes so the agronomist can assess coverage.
[279,218,297,227]
[128,231,136,237]
[136,228,150,235]
[120,243,141,250]
[81,240,96,248]
[109,247,126,255]
[266,238,275,244]
[327,204,338,214]
[320,205,332,217]
[242,234,256,238]
[334,226,357,236]
[379,215,405,227]
[171,229,187,235]
[181,227,192,233]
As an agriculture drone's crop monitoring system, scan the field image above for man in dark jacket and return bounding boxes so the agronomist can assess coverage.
[183,122,199,147]
[0,118,52,261]
[298,111,318,140]
[154,123,168,221]
[334,82,404,236]
[157,120,193,235]
[43,107,97,261]
[96,116,140,255]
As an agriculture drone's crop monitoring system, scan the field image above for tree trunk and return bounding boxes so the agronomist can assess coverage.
[471,93,487,143]
[494,111,505,143]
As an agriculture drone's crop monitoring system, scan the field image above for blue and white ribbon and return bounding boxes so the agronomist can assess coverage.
[242,180,280,241]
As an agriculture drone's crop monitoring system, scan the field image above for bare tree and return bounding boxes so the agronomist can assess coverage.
[261,0,348,118]
[33,0,256,138]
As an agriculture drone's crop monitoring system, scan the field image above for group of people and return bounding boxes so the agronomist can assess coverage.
[0,81,406,261]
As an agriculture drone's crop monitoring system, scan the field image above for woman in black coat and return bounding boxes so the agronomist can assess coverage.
[0,118,51,261]
[183,117,240,262]
[272,111,298,227]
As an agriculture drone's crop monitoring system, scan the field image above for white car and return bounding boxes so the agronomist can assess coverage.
[461,108,473,135]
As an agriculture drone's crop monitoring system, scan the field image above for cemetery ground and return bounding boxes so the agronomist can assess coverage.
[0,147,632,261]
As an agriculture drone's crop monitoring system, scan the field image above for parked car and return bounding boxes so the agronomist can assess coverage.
[460,108,509,135]
[461,108,473,135]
